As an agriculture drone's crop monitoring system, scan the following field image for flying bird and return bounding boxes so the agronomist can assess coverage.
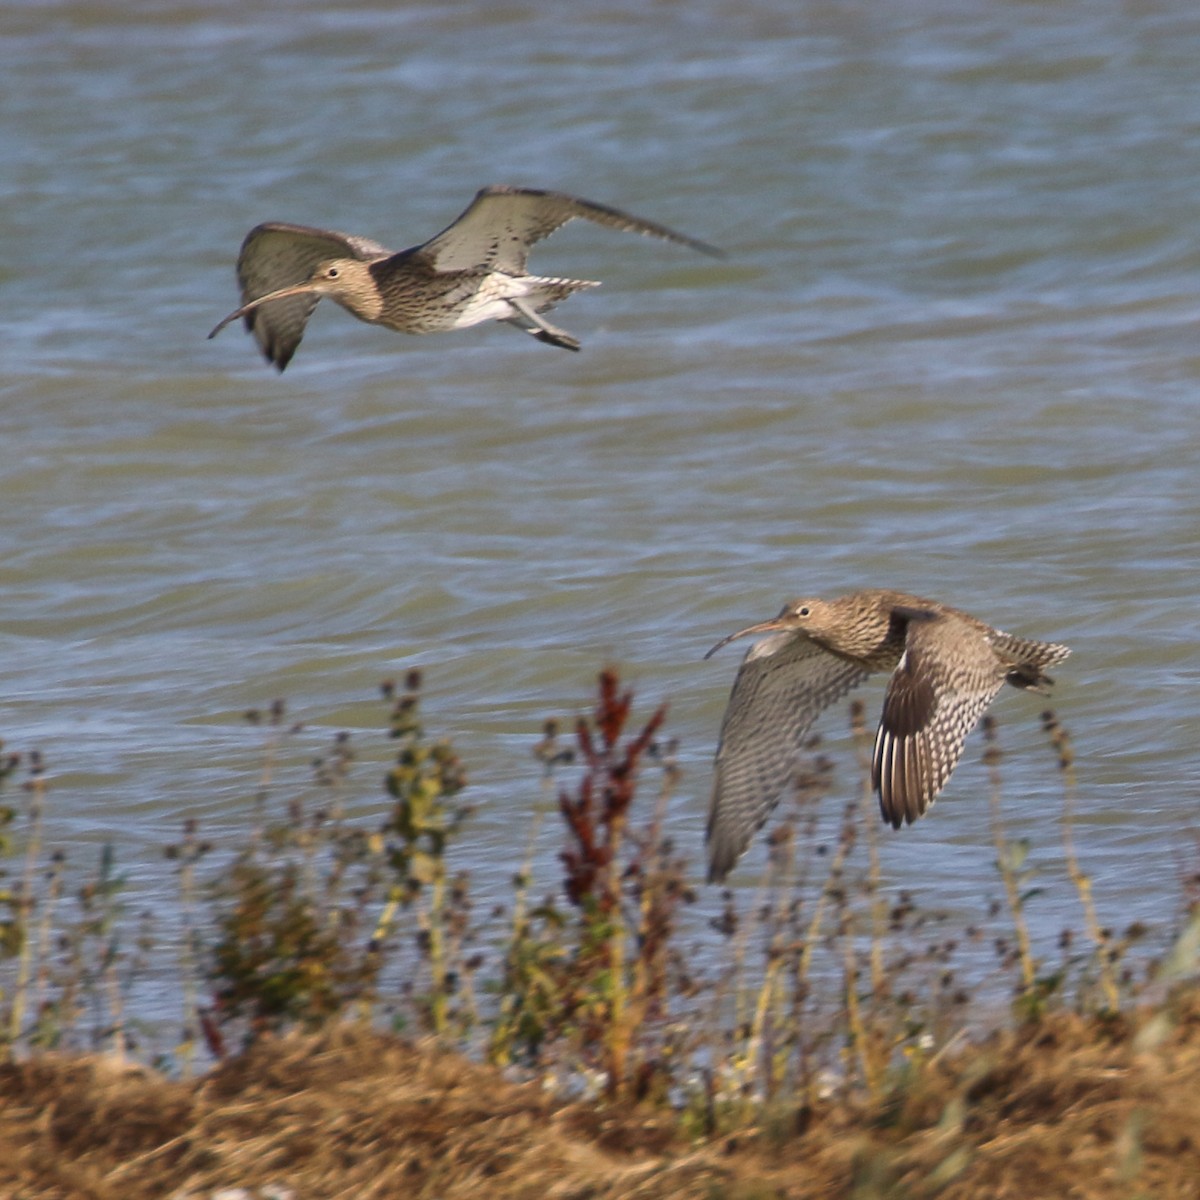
[208,185,722,371]
[703,589,1070,883]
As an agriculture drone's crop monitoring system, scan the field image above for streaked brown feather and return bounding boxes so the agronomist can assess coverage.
[706,589,1070,878]
[211,188,720,370]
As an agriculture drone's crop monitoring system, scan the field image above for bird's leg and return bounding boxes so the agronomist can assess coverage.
[1005,664,1055,694]
[504,298,581,352]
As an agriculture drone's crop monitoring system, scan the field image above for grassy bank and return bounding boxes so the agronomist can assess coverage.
[3,997,1200,1198]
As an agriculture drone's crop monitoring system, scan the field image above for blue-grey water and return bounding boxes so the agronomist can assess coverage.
[2,0,1198,1025]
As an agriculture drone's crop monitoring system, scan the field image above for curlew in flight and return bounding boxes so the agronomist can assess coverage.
[208,185,722,371]
[703,589,1070,883]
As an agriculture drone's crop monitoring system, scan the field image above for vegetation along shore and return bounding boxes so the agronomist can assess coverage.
[2,670,1197,1198]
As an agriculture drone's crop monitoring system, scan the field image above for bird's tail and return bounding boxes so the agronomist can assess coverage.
[523,275,601,313]
[504,280,600,351]
[993,632,1071,692]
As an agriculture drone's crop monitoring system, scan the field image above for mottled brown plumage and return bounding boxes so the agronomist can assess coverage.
[208,185,722,371]
[704,589,1070,883]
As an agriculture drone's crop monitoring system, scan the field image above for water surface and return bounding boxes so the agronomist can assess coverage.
[1,0,1198,1020]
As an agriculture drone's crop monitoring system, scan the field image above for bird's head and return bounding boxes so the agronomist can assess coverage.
[296,258,378,301]
[703,597,832,659]
[207,258,381,340]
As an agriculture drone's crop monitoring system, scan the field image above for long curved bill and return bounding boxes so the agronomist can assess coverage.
[207,282,320,339]
[703,612,793,660]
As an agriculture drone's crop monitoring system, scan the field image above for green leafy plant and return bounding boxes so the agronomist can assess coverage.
[375,670,473,1037]
[205,704,381,1045]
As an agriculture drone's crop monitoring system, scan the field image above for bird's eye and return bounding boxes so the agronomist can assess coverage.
[797,606,811,617]
[326,267,340,278]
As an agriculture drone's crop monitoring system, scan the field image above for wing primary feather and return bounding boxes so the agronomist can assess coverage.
[423,186,722,274]
[706,636,867,881]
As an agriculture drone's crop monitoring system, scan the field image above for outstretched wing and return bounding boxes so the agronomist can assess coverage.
[418,186,722,274]
[707,634,868,882]
[872,615,1007,829]
[234,223,393,371]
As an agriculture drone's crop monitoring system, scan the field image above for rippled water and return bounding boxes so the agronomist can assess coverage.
[2,1,1198,1007]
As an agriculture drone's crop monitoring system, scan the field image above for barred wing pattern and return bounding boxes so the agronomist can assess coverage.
[707,634,868,882]
[420,186,722,274]
[235,223,393,370]
[871,616,1008,829]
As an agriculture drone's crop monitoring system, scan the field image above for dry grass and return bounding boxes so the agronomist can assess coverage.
[3,993,1200,1200]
